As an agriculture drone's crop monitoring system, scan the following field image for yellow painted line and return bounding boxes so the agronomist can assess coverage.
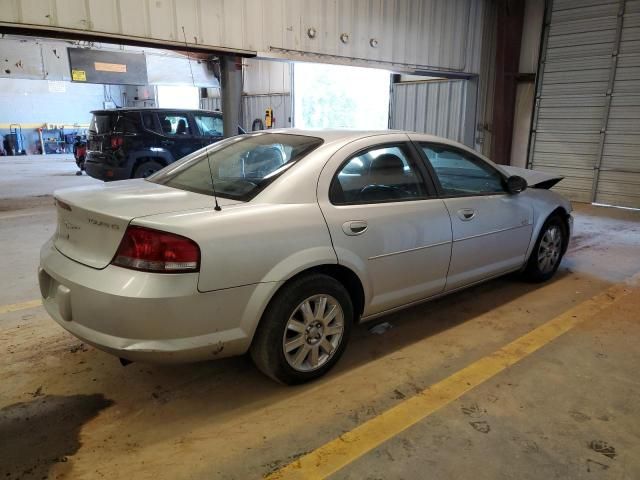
[267,275,639,480]
[0,299,42,315]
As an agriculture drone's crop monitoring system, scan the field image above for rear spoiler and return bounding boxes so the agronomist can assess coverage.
[500,165,564,189]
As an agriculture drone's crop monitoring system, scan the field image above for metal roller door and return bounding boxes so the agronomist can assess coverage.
[390,80,475,147]
[529,0,640,208]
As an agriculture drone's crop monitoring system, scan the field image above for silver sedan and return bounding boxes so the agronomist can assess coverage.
[39,130,572,384]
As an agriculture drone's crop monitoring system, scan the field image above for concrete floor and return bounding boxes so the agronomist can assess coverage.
[0,165,639,479]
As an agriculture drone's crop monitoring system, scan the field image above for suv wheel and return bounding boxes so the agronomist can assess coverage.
[134,160,164,178]
[250,274,353,384]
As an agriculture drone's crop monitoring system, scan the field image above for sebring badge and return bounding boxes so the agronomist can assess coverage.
[87,218,121,230]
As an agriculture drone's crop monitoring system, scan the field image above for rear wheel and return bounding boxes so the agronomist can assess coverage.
[523,214,567,282]
[133,160,164,178]
[250,274,353,384]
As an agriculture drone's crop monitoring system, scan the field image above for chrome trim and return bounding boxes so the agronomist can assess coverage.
[368,240,451,260]
[453,223,531,243]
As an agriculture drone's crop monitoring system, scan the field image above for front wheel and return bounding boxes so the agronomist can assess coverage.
[523,214,567,282]
[250,274,353,384]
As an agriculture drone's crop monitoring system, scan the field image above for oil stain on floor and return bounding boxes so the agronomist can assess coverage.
[0,394,113,479]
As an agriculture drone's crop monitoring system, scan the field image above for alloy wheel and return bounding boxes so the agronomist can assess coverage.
[282,294,345,372]
[537,224,562,274]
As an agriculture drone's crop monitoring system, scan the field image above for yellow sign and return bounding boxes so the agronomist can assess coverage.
[94,62,127,73]
[71,69,86,81]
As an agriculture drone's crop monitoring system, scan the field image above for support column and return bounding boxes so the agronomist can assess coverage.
[220,56,243,138]
[491,0,526,165]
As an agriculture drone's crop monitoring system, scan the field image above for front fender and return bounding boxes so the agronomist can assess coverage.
[522,189,572,264]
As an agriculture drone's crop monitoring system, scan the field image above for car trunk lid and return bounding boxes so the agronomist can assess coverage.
[53,179,239,269]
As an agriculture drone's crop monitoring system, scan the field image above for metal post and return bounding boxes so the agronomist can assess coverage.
[220,56,243,138]
[590,0,626,202]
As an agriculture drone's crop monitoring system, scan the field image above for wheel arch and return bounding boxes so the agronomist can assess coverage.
[130,152,172,178]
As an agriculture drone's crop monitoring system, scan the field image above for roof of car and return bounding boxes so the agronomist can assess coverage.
[90,107,221,114]
[264,128,473,151]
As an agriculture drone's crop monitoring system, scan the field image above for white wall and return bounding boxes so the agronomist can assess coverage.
[0,78,110,125]
[1,0,490,75]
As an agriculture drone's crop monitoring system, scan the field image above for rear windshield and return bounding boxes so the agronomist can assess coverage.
[89,114,115,134]
[148,133,323,201]
[89,112,140,134]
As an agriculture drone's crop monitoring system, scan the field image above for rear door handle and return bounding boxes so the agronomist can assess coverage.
[342,220,368,236]
[457,208,476,221]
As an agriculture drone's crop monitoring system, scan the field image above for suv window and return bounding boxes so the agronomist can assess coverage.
[158,113,192,136]
[141,112,158,132]
[117,113,141,134]
[330,144,428,204]
[194,114,223,137]
[421,144,505,196]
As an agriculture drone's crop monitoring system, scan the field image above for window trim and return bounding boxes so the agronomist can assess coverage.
[329,141,436,206]
[415,142,509,199]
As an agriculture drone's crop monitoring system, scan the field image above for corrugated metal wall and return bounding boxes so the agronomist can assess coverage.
[0,0,486,75]
[529,0,640,208]
[596,0,640,208]
[390,80,470,145]
[200,93,292,131]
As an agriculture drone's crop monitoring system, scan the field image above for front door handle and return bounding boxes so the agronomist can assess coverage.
[457,208,476,221]
[342,220,368,236]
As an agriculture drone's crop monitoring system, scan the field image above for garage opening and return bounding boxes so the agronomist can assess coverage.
[293,62,391,129]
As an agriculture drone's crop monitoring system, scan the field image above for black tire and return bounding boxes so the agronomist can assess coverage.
[523,213,567,282]
[133,160,164,178]
[250,274,353,385]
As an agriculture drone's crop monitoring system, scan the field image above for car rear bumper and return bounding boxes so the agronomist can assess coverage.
[85,155,131,181]
[38,238,277,363]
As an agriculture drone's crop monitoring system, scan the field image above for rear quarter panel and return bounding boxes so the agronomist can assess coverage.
[133,202,338,292]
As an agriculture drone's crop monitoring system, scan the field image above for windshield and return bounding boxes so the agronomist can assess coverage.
[148,133,323,201]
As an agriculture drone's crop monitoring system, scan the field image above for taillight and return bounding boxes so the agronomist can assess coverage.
[110,134,124,149]
[112,226,200,273]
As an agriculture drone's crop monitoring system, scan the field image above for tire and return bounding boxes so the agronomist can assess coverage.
[133,160,164,178]
[523,213,567,282]
[250,274,353,385]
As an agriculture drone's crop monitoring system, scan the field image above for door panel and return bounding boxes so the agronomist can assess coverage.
[413,138,534,290]
[317,135,452,316]
[444,195,533,290]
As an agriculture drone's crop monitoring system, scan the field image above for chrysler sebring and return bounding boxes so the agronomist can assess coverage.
[39,130,572,384]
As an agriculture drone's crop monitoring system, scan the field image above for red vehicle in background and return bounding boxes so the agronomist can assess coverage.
[73,135,87,175]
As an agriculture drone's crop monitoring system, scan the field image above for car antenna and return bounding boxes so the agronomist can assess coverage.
[181,26,220,212]
[204,146,222,211]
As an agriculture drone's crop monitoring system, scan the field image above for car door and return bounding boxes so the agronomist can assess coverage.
[317,135,452,317]
[155,111,200,160]
[193,112,224,148]
[413,140,533,291]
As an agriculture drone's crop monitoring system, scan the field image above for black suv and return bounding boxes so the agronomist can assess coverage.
[84,108,223,181]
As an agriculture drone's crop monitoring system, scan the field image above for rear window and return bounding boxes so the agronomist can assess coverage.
[89,114,115,134]
[89,112,140,134]
[149,133,323,201]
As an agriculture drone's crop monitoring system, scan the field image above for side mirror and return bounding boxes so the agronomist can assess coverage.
[506,175,527,194]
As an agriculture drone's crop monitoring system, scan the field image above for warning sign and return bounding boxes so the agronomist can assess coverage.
[94,62,127,73]
[71,70,87,81]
